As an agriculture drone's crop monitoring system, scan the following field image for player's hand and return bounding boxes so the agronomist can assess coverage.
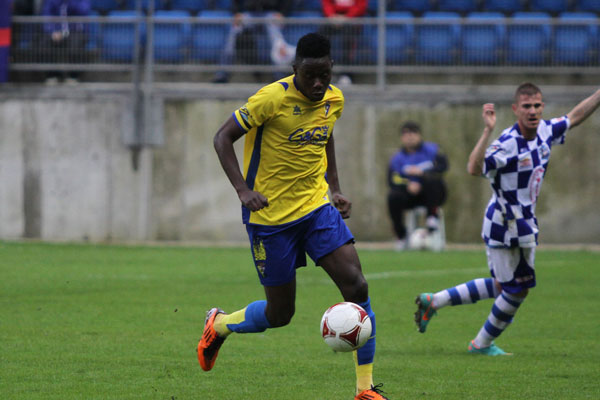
[405,166,424,177]
[482,103,496,131]
[407,181,422,195]
[239,189,268,211]
[332,193,352,219]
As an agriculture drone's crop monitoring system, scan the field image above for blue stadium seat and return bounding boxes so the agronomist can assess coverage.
[553,12,598,65]
[483,0,522,14]
[361,11,414,64]
[102,10,145,61]
[153,10,191,62]
[415,12,461,64]
[438,0,478,14]
[86,11,101,51]
[295,0,322,12]
[170,0,206,15]
[385,11,414,64]
[461,12,505,64]
[212,0,232,11]
[191,10,231,62]
[124,0,166,11]
[283,11,321,49]
[530,0,570,14]
[506,12,552,65]
[91,0,122,15]
[576,0,600,12]
[392,0,432,14]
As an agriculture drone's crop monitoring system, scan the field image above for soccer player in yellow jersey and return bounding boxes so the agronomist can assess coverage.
[198,33,389,400]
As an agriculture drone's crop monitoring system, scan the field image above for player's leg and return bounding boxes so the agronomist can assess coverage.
[387,188,412,245]
[419,176,447,231]
[306,205,387,399]
[415,278,500,333]
[198,224,302,371]
[469,247,535,355]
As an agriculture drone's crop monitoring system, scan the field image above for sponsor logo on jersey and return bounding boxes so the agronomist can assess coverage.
[324,101,330,116]
[519,157,532,168]
[252,237,267,277]
[288,125,329,146]
[293,105,302,115]
[529,166,545,202]
[539,143,550,161]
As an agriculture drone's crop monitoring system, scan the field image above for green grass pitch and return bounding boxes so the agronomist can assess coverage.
[1,241,599,399]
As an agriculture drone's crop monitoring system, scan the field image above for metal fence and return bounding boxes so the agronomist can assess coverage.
[10,12,600,85]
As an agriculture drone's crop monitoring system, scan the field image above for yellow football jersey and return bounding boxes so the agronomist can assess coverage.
[232,75,344,226]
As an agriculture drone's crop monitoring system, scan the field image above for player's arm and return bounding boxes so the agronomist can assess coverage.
[467,103,496,176]
[566,88,600,128]
[326,133,352,219]
[213,116,268,211]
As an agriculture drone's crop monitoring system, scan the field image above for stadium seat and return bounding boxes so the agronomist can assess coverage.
[415,12,461,64]
[191,10,231,63]
[283,11,321,51]
[506,12,552,65]
[295,0,322,12]
[461,12,505,64]
[483,0,522,15]
[392,0,432,15]
[91,0,122,15]
[384,11,414,64]
[153,10,191,62]
[437,0,478,14]
[553,12,598,65]
[575,0,600,12]
[86,11,101,51]
[124,0,166,12]
[530,0,570,15]
[170,0,206,15]
[102,10,145,61]
[212,0,232,11]
[367,0,380,15]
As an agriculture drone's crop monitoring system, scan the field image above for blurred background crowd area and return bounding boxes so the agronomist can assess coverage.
[5,0,600,84]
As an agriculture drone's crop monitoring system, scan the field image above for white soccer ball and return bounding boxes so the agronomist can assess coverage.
[409,228,431,250]
[320,302,372,352]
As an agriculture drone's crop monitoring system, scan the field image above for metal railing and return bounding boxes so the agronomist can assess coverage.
[10,13,600,84]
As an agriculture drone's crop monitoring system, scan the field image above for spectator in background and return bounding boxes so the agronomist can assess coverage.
[40,0,90,84]
[387,121,448,250]
[319,0,367,85]
[212,0,295,83]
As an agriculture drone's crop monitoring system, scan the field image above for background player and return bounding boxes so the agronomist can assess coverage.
[415,83,600,355]
[199,33,389,399]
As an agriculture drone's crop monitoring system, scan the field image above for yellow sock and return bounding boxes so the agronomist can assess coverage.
[213,307,247,337]
[353,352,373,393]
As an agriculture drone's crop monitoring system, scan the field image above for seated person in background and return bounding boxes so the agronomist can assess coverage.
[40,0,90,84]
[319,0,367,85]
[387,121,448,249]
[212,0,295,83]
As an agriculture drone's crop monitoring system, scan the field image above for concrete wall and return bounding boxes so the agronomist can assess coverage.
[1,84,599,244]
[0,96,153,241]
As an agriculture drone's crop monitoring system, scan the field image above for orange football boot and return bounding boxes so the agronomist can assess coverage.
[355,384,390,400]
[197,307,226,371]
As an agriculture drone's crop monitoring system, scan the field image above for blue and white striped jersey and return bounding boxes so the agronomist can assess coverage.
[481,116,570,248]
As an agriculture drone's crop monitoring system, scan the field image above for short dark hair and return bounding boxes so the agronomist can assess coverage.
[295,32,331,61]
[515,82,542,102]
[400,121,421,134]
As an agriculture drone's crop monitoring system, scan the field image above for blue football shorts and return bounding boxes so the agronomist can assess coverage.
[245,204,354,287]
[486,246,536,294]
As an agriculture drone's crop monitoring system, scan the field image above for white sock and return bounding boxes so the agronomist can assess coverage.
[473,291,525,348]
[432,278,499,309]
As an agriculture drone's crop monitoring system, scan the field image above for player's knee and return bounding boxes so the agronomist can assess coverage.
[267,307,295,328]
[515,288,530,298]
[345,275,369,304]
